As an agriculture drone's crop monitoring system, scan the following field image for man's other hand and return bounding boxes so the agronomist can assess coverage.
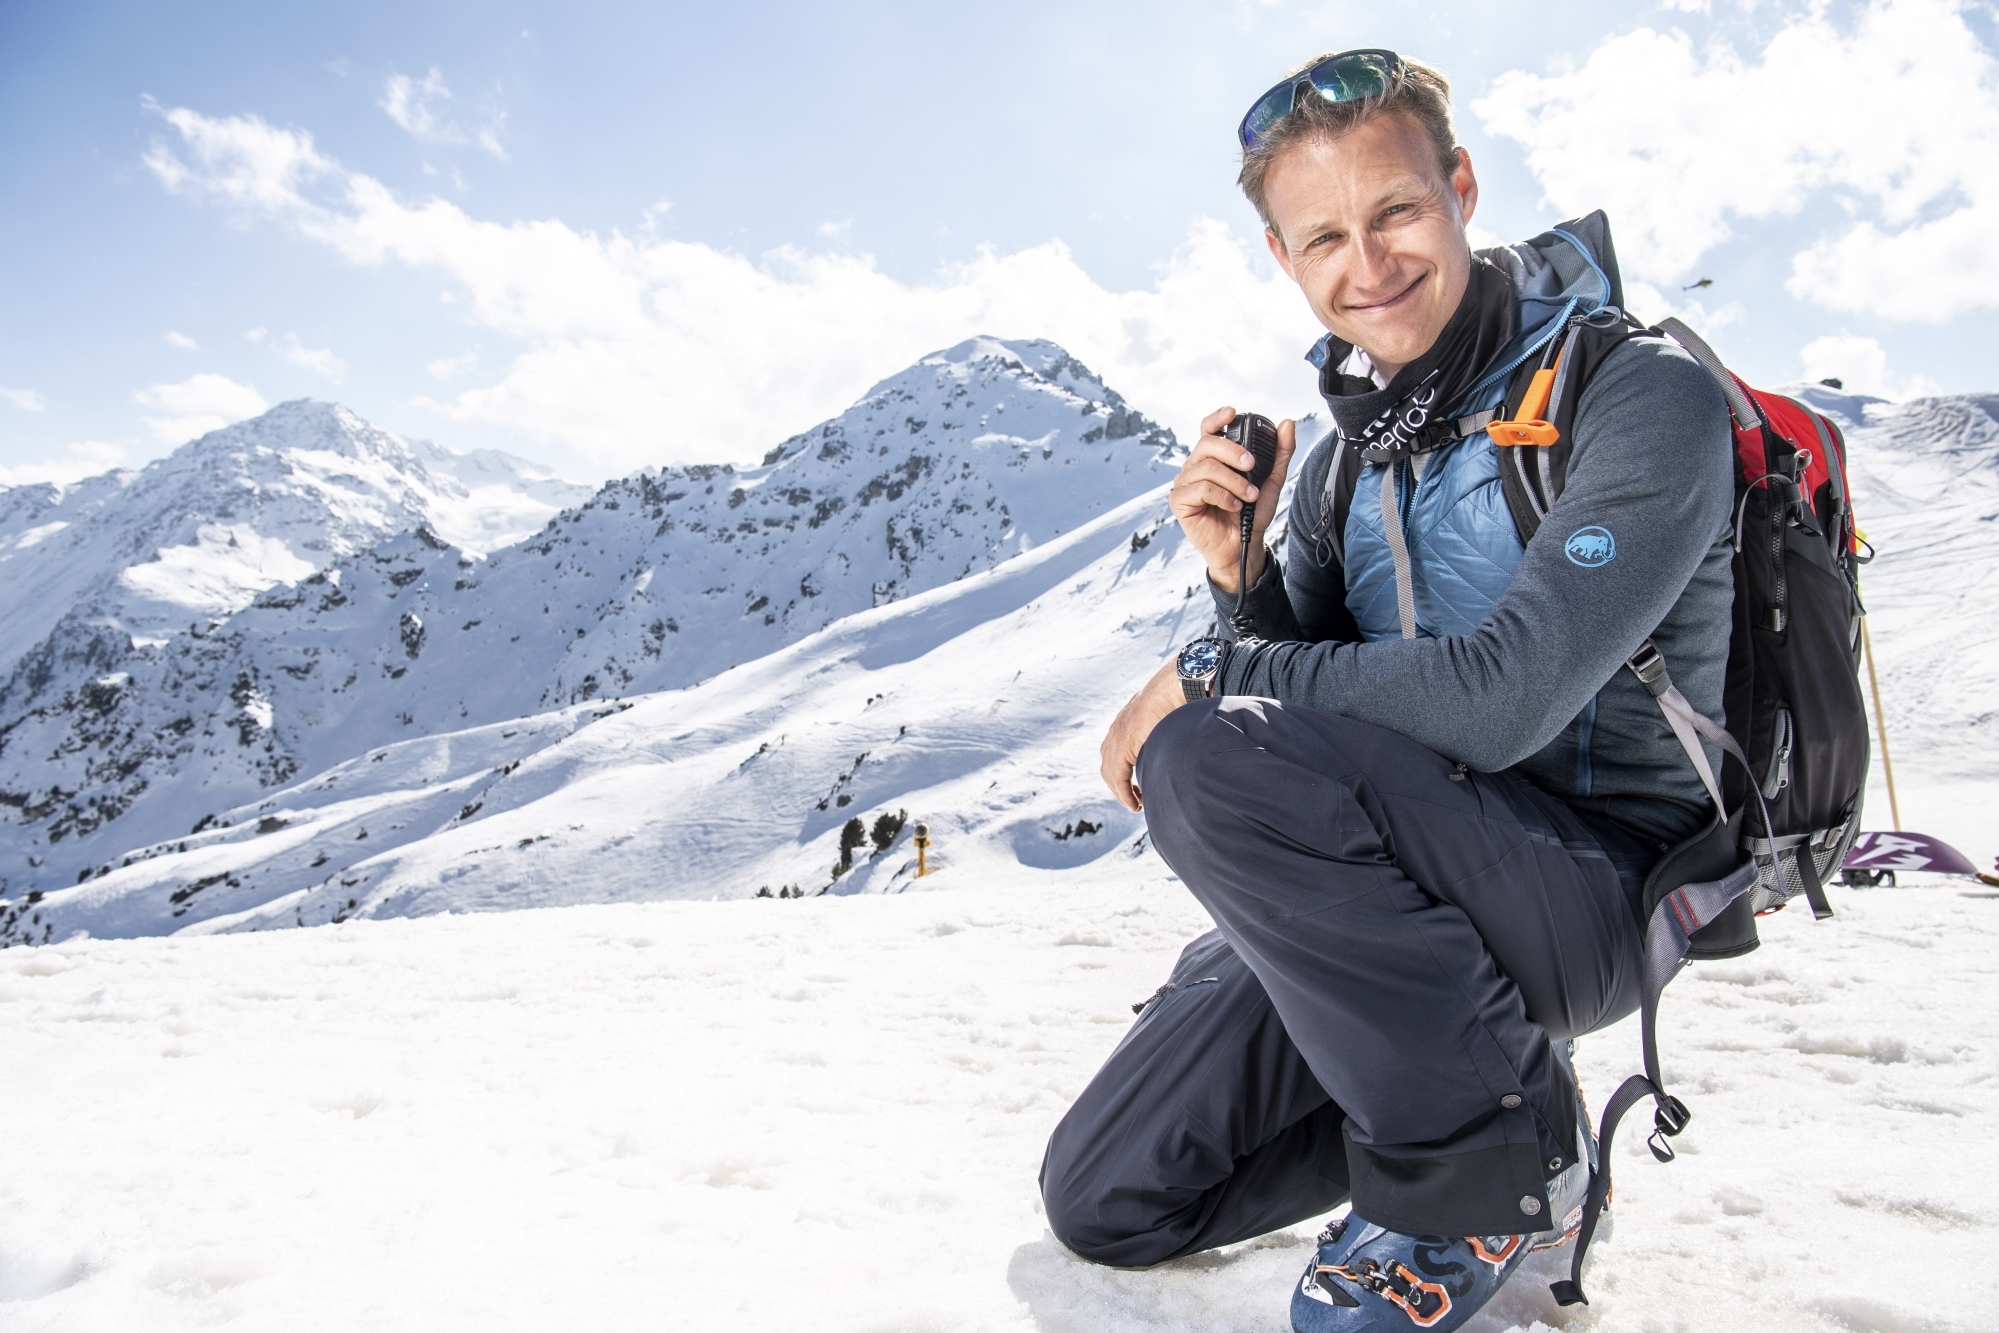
[1100,660,1186,813]
[1171,408,1297,594]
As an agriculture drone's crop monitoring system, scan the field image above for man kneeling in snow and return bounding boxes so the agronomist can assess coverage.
[1042,50,1734,1331]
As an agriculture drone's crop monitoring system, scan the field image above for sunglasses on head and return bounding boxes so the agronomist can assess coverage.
[1237,49,1407,153]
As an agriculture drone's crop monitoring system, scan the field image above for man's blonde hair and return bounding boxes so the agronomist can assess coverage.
[1238,56,1462,233]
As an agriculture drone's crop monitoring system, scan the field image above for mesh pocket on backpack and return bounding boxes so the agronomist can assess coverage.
[1746,816,1858,914]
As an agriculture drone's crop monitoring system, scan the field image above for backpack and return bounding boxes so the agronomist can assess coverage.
[1328,311,1872,1304]
[1491,313,1871,917]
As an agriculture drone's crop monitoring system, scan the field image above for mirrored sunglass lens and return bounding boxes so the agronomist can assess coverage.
[1241,84,1298,147]
[1307,52,1392,104]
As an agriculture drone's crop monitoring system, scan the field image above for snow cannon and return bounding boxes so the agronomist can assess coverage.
[913,822,931,878]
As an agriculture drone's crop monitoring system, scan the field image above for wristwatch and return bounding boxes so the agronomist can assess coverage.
[1176,637,1228,703]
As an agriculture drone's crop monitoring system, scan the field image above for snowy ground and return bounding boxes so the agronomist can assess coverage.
[2,858,1994,1333]
[3,382,1990,1330]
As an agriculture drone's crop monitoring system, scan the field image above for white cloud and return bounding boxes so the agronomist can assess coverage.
[133,373,269,443]
[1,386,48,412]
[427,349,479,380]
[382,68,453,141]
[1473,0,1999,319]
[1790,205,1999,322]
[142,98,340,218]
[273,333,346,383]
[0,441,126,487]
[164,330,199,350]
[381,68,507,161]
[1797,334,1942,400]
[144,105,1325,471]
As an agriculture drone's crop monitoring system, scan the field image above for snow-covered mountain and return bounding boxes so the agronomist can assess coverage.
[4,481,1198,938]
[1788,385,1999,848]
[1,367,1987,945]
[405,436,597,554]
[0,338,1180,906]
[0,400,590,695]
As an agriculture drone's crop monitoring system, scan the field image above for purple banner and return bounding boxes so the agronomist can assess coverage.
[1843,832,1979,876]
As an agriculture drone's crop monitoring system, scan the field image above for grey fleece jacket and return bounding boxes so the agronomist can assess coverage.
[1214,336,1735,848]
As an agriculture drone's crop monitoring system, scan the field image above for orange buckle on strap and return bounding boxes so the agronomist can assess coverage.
[1488,419,1560,447]
[1321,1262,1454,1327]
[1486,361,1562,448]
[1381,1263,1453,1327]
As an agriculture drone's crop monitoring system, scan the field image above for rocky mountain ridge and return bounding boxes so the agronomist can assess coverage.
[0,401,590,697]
[0,337,1180,900]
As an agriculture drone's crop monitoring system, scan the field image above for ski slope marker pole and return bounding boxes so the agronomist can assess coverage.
[1861,617,1901,832]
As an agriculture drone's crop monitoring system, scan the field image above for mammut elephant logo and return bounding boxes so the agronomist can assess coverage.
[1564,526,1616,568]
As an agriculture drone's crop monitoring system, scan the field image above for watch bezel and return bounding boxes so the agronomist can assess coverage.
[1177,637,1227,701]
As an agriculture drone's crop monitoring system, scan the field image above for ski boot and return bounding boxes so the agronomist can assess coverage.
[1291,1050,1598,1330]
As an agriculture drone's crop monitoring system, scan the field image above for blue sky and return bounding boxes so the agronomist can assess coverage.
[3,0,1996,480]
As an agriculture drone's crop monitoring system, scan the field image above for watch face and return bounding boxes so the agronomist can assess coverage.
[1179,638,1224,679]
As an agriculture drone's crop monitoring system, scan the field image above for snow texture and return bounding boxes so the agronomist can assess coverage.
[0,867,1993,1331]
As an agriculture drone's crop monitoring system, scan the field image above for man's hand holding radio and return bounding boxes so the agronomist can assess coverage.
[1099,409,1297,812]
[1169,407,1297,594]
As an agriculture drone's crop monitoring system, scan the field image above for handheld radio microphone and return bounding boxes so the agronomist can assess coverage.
[1221,413,1279,635]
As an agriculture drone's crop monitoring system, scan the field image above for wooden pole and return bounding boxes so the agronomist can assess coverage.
[1861,618,1901,832]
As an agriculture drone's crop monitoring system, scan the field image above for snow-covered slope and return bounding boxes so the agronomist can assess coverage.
[1789,386,1998,856]
[0,338,1180,903]
[407,437,596,556]
[4,478,1200,940]
[1,874,1992,1332]
[0,400,589,692]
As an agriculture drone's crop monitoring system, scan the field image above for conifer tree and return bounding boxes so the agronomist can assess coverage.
[835,816,866,874]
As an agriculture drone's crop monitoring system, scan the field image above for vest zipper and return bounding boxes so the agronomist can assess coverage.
[1458,298,1579,411]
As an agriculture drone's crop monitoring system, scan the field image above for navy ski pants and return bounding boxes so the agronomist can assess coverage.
[1041,698,1649,1266]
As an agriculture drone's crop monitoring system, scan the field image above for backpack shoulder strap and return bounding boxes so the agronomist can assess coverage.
[1655,317,1760,431]
[1490,312,1647,545]
[1318,431,1366,568]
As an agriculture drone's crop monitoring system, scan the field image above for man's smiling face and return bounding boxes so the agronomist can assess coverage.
[1261,109,1479,379]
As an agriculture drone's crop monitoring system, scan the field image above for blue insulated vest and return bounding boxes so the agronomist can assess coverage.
[1318,223,1617,642]
[1344,428,1526,641]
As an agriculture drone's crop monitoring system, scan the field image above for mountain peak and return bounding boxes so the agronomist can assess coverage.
[0,400,594,712]
[181,398,399,459]
[0,338,1185,903]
